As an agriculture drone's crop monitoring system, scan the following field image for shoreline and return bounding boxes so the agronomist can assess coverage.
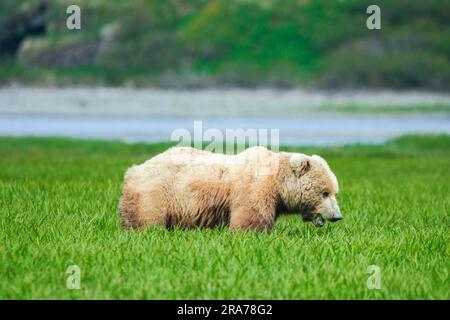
[1,87,449,118]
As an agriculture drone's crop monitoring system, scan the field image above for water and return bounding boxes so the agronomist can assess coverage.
[0,115,448,146]
[0,87,449,146]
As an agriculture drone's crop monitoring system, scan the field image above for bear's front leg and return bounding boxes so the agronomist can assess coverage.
[229,207,275,232]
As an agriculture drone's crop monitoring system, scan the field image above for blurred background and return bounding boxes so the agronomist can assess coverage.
[0,0,449,145]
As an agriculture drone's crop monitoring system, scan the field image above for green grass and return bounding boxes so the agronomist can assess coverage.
[0,135,449,299]
[317,103,450,114]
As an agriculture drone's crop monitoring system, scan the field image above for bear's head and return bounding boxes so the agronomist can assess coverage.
[279,153,342,227]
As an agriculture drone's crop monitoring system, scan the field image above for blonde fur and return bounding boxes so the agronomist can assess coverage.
[119,146,341,231]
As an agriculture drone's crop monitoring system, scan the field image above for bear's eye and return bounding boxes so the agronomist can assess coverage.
[322,192,329,198]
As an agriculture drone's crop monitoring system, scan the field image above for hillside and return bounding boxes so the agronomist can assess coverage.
[1,0,449,89]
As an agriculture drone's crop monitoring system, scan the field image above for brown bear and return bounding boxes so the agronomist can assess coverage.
[119,146,342,231]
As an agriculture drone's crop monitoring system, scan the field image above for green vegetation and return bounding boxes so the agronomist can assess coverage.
[317,103,450,114]
[0,0,449,89]
[0,135,449,299]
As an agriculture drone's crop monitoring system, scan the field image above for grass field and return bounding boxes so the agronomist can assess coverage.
[0,135,449,299]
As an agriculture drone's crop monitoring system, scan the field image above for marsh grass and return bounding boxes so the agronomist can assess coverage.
[316,103,450,114]
[0,135,449,299]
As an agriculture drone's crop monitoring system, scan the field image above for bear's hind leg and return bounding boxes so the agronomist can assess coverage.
[119,187,167,229]
[139,190,168,228]
[119,186,144,229]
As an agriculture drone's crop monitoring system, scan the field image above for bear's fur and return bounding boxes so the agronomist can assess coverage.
[119,146,341,231]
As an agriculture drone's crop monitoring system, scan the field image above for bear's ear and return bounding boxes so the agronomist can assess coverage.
[289,154,311,177]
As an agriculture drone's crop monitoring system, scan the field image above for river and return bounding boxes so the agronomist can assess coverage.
[0,87,449,146]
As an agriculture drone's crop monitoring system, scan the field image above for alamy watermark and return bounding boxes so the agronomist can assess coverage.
[66,264,81,290]
[367,265,382,290]
[66,5,81,30]
[367,5,381,30]
[170,121,280,176]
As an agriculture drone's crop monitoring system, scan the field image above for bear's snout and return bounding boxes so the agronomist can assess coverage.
[329,204,343,222]
[329,214,343,222]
